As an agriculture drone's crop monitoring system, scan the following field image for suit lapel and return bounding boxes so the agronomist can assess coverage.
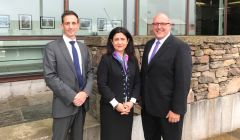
[144,39,154,64]
[58,38,77,78]
[141,39,154,73]
[148,35,173,68]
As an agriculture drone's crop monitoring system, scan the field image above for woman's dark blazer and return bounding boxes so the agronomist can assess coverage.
[141,34,192,117]
[97,54,140,104]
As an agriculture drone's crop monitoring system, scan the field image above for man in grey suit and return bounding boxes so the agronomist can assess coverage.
[43,10,93,140]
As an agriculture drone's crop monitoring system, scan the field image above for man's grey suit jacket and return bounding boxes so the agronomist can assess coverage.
[43,38,93,118]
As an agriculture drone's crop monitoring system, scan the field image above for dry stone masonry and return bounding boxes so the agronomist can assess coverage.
[85,36,240,104]
[1,35,240,140]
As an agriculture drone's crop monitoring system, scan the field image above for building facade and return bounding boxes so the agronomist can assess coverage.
[1,1,240,139]
[0,0,239,79]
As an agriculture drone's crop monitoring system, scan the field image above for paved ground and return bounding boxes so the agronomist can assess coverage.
[0,113,99,140]
[205,128,240,140]
[0,112,239,140]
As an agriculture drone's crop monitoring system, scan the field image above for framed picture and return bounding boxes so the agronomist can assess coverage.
[40,16,55,29]
[97,18,107,31]
[112,20,122,28]
[19,14,32,30]
[0,15,10,28]
[80,18,92,30]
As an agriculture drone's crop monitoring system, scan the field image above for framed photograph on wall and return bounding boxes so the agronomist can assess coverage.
[0,15,10,28]
[19,14,32,30]
[112,20,122,28]
[40,16,55,29]
[80,18,92,30]
[97,18,107,31]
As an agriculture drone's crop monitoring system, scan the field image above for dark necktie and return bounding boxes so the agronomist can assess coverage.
[69,41,83,88]
[149,41,160,63]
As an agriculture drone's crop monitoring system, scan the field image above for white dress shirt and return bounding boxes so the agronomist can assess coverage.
[63,35,83,74]
[148,32,171,63]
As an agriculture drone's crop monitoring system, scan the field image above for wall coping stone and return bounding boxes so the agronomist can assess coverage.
[82,35,240,46]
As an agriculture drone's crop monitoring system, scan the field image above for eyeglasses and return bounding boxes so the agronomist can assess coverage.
[152,22,170,26]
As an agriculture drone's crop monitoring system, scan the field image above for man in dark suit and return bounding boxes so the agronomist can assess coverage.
[141,13,192,140]
[43,11,93,140]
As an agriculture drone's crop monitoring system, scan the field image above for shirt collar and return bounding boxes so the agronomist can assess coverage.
[155,32,170,44]
[63,35,76,44]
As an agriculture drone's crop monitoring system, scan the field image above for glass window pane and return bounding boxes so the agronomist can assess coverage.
[196,0,224,35]
[189,0,197,35]
[0,41,51,76]
[69,0,124,36]
[227,0,240,35]
[0,0,63,36]
[139,0,187,35]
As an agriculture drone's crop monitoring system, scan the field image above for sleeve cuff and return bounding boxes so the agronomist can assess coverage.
[130,97,137,104]
[110,98,119,108]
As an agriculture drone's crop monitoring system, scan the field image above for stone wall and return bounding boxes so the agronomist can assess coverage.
[0,79,52,127]
[86,35,240,139]
[1,35,240,139]
[85,35,240,103]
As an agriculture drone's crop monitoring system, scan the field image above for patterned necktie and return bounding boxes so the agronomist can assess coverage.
[69,41,83,88]
[149,41,160,63]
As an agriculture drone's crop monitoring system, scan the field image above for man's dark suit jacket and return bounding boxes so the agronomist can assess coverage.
[141,34,192,117]
[43,38,93,118]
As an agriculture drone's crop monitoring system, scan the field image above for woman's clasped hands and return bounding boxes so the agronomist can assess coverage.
[115,102,134,115]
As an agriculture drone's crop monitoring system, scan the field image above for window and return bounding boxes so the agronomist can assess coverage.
[196,0,224,35]
[69,0,124,36]
[139,0,187,35]
[0,40,49,77]
[0,0,63,77]
[189,0,197,35]
[227,0,240,35]
[0,0,63,36]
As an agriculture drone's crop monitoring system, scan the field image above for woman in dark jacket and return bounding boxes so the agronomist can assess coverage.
[97,27,140,140]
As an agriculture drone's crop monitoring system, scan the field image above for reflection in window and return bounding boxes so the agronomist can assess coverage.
[0,41,50,77]
[189,0,197,35]
[0,0,63,36]
[139,0,186,35]
[69,0,124,36]
[196,0,224,35]
[227,0,240,35]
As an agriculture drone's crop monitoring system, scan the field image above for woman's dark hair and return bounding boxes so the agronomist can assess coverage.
[106,27,136,60]
[61,10,79,23]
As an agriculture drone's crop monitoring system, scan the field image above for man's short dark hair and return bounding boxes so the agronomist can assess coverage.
[61,10,79,23]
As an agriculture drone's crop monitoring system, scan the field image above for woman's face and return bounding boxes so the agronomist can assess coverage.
[112,32,128,55]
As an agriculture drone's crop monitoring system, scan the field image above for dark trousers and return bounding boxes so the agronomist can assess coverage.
[52,107,86,140]
[141,109,184,140]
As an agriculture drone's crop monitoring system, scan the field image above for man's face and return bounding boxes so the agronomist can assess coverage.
[152,14,171,40]
[61,15,79,39]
